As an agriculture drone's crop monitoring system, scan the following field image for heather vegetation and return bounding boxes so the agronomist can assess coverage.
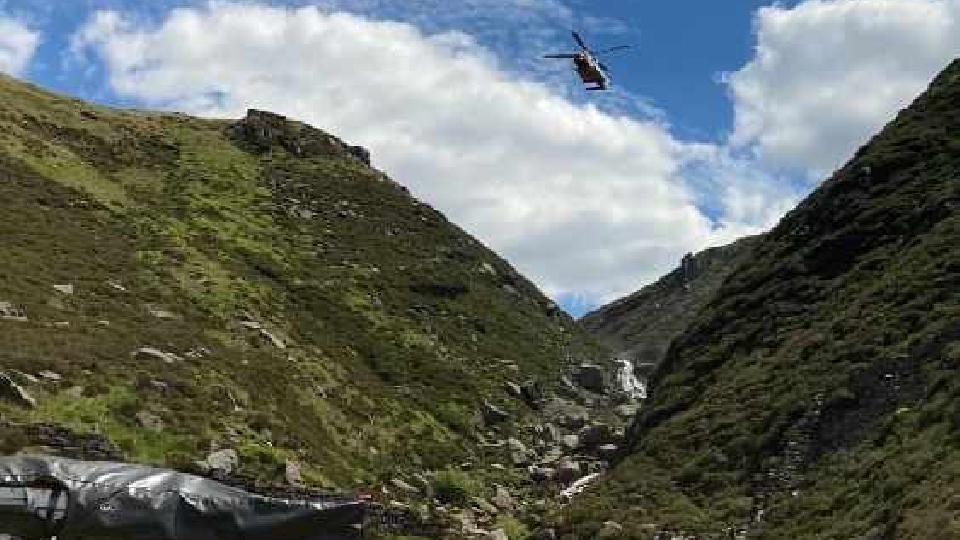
[560,60,960,539]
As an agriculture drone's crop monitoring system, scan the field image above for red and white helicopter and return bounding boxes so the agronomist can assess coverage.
[544,31,632,91]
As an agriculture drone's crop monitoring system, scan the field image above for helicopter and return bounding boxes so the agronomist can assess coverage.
[544,31,632,91]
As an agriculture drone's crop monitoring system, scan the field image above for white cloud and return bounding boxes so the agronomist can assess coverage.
[726,0,960,176]
[71,3,794,304]
[0,15,39,75]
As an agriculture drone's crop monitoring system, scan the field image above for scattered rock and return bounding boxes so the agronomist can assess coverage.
[38,371,62,382]
[0,301,27,321]
[507,438,527,454]
[534,423,560,444]
[560,434,580,452]
[391,478,421,496]
[486,529,509,540]
[491,485,514,511]
[411,473,434,498]
[136,411,164,432]
[203,449,239,477]
[471,497,498,515]
[578,423,612,448]
[482,400,510,424]
[149,307,179,320]
[12,371,40,384]
[559,411,590,430]
[132,347,182,364]
[107,280,127,292]
[239,320,286,349]
[597,444,619,460]
[0,372,36,408]
[572,364,606,393]
[281,460,302,485]
[597,521,624,539]
[615,403,639,418]
[560,472,601,500]
[52,284,74,295]
[556,460,582,484]
[529,466,555,482]
[520,380,544,407]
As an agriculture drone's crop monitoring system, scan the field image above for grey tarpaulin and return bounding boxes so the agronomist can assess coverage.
[0,455,365,540]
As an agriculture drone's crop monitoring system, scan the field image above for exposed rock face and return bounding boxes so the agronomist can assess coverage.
[0,372,36,408]
[482,400,511,424]
[227,109,371,165]
[580,236,758,373]
[571,364,606,393]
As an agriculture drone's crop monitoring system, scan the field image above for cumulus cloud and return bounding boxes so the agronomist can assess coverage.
[726,0,960,176]
[0,15,39,75]
[70,2,794,305]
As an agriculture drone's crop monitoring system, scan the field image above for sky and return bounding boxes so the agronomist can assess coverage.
[2,0,959,316]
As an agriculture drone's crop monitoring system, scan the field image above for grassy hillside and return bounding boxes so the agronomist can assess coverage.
[580,236,758,373]
[0,73,605,492]
[560,60,960,539]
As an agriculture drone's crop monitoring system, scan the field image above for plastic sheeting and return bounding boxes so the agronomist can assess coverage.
[0,455,364,540]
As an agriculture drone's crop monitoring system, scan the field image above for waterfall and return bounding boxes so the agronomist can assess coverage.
[614,357,647,399]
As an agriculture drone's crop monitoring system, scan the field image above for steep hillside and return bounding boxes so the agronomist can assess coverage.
[0,73,607,497]
[560,60,960,539]
[580,237,758,373]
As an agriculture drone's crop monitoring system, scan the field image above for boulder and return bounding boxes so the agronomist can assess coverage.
[0,372,36,408]
[284,460,303,485]
[578,423,612,448]
[529,466,555,482]
[505,381,523,398]
[204,449,239,477]
[560,434,580,452]
[597,521,624,539]
[556,460,582,483]
[520,380,544,406]
[52,284,74,295]
[135,411,164,432]
[597,444,619,460]
[572,364,606,393]
[38,370,62,382]
[559,411,590,430]
[486,529,509,540]
[491,485,514,511]
[482,400,510,424]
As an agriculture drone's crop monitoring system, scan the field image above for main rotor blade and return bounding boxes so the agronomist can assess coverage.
[598,45,632,54]
[544,54,577,58]
[572,30,589,51]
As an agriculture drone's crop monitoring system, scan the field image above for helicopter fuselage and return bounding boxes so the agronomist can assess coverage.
[573,53,607,89]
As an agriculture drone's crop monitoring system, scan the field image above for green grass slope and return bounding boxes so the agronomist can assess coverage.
[0,74,603,490]
[561,60,960,539]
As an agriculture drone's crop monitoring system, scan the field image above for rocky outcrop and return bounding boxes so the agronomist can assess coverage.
[227,109,371,165]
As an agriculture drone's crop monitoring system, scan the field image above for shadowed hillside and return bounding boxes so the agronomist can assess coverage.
[580,236,758,374]
[560,59,960,539]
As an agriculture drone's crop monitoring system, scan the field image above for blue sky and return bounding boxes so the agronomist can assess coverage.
[1,0,957,316]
